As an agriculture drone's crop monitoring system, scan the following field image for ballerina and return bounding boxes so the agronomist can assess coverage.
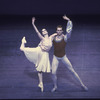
[20,17,57,92]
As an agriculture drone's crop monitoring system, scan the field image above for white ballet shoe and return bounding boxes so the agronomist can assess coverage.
[22,36,27,43]
[20,46,23,51]
[51,86,57,92]
[38,83,44,92]
[20,44,24,51]
[81,85,88,91]
[20,36,27,51]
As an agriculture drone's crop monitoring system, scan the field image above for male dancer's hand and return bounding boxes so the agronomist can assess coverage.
[63,15,70,21]
[32,17,35,24]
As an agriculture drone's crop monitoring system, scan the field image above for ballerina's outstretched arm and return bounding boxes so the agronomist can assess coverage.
[50,33,57,41]
[32,17,44,40]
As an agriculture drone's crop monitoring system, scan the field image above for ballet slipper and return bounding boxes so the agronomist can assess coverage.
[38,83,44,92]
[20,36,27,51]
[22,37,26,43]
[22,36,27,43]
[51,86,57,92]
[81,85,88,91]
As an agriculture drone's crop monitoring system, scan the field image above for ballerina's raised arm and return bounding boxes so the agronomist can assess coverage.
[32,17,44,40]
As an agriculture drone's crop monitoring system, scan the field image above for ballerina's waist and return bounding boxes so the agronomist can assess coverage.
[39,45,52,52]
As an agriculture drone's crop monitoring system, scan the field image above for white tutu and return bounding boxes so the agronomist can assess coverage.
[23,46,51,73]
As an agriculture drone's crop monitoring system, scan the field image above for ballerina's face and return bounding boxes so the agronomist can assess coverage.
[42,29,48,36]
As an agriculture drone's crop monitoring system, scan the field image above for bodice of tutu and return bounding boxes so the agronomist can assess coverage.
[38,37,52,52]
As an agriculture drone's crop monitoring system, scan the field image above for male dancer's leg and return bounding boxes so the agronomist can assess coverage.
[51,55,59,92]
[61,55,88,91]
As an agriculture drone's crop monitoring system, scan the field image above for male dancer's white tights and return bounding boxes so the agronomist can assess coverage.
[51,55,87,91]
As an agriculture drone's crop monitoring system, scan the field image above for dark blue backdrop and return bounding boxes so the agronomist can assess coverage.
[0,0,100,15]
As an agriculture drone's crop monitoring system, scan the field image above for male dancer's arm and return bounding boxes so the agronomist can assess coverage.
[63,15,73,41]
[32,17,44,40]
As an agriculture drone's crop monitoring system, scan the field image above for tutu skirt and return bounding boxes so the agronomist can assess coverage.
[22,46,51,73]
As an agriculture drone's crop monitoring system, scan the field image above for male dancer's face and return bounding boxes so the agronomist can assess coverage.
[56,27,63,36]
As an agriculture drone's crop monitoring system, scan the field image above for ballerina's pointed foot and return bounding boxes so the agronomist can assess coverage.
[22,36,27,43]
[20,36,27,51]
[51,86,57,92]
[38,83,44,92]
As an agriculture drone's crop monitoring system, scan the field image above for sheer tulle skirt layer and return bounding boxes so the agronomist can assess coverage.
[22,46,51,73]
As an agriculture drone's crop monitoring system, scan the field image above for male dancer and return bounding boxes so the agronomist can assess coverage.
[51,15,88,92]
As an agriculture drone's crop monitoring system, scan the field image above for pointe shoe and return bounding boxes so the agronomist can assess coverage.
[81,85,88,91]
[51,87,57,92]
[20,44,24,51]
[20,37,26,51]
[38,83,44,92]
[22,36,27,43]
[20,46,23,51]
